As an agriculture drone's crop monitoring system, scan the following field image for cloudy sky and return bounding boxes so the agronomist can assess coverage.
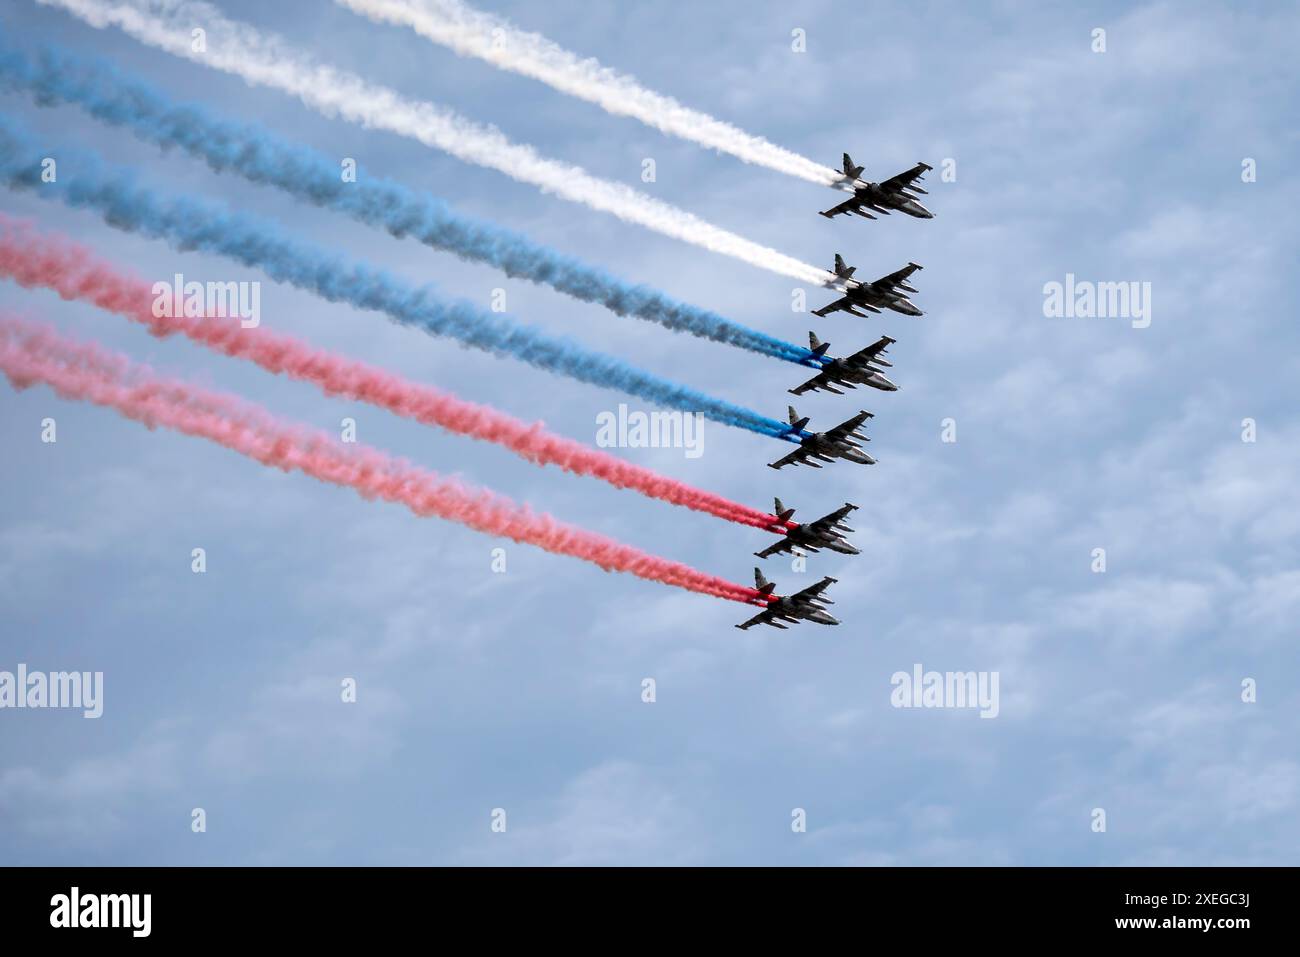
[1,0,1297,865]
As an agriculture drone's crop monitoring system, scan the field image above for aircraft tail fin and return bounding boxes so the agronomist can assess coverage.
[833,254,857,279]
[787,405,810,432]
[754,567,776,596]
[774,498,795,524]
[808,332,831,357]
[842,153,865,179]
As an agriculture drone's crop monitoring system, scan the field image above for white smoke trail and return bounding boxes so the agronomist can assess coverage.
[340,0,842,188]
[41,0,831,286]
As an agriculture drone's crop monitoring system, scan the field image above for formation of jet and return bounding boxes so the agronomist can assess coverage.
[732,154,936,632]
[769,407,875,470]
[790,333,897,396]
[736,568,840,630]
[816,256,924,318]
[823,154,934,221]
[755,499,859,559]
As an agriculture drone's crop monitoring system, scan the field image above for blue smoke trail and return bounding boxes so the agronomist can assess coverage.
[0,40,821,368]
[0,118,797,440]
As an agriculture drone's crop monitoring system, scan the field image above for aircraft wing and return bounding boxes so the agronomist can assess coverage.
[819,196,862,219]
[824,411,872,444]
[789,369,845,396]
[754,537,794,559]
[846,335,896,366]
[811,295,853,318]
[788,576,836,607]
[736,606,786,630]
[805,505,856,537]
[768,446,818,470]
[873,262,922,291]
[879,162,931,193]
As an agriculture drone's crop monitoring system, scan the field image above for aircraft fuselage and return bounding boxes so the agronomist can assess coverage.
[802,433,876,466]
[844,182,934,219]
[826,358,898,392]
[822,280,921,318]
[768,599,840,627]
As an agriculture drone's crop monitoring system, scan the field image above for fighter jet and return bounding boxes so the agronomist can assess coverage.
[815,256,924,318]
[790,333,897,396]
[822,153,934,220]
[769,406,875,469]
[735,568,840,630]
[756,499,860,559]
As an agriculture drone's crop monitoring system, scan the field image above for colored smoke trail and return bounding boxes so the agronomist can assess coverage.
[0,39,817,366]
[40,0,832,286]
[0,118,798,442]
[340,0,842,187]
[0,216,785,531]
[0,316,765,604]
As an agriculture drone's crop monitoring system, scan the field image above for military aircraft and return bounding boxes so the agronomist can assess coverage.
[790,333,897,396]
[815,256,924,318]
[769,407,875,469]
[736,568,840,630]
[756,499,860,559]
[822,154,934,220]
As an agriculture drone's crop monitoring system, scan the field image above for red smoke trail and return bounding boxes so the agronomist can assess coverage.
[0,316,765,604]
[0,216,791,533]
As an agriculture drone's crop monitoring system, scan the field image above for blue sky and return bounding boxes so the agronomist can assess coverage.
[1,0,1297,865]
